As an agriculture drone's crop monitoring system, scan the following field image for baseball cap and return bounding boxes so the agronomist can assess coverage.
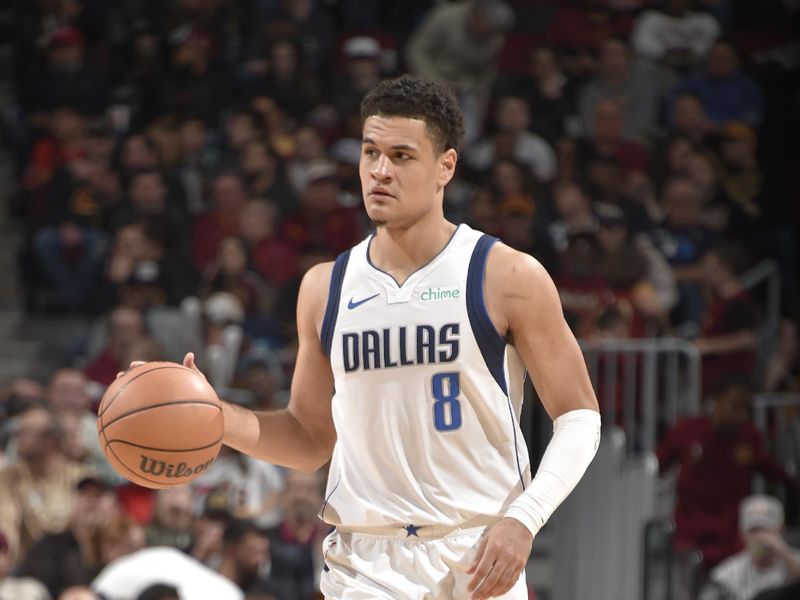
[305,160,338,184]
[740,495,784,532]
[77,472,112,491]
[343,36,381,60]
[595,203,627,227]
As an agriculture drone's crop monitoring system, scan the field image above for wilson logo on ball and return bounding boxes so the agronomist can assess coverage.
[139,455,215,478]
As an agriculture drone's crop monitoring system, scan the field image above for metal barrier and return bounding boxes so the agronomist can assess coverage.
[739,259,782,379]
[752,392,800,493]
[580,338,701,455]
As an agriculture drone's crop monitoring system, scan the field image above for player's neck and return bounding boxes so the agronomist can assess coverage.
[371,216,457,285]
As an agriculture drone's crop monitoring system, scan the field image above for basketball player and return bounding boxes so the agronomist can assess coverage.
[131,76,601,599]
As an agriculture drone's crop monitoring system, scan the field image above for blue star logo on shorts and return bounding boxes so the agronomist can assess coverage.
[405,525,421,537]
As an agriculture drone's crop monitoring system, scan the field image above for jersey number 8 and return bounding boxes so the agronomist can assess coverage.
[431,372,462,431]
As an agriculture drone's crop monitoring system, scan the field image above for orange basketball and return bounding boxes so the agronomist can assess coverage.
[96,362,224,489]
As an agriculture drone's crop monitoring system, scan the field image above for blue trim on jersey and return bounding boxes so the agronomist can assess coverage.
[506,396,526,492]
[321,250,351,356]
[466,235,507,395]
[365,224,462,288]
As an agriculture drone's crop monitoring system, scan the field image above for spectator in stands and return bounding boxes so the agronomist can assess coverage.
[280,161,362,256]
[329,36,384,118]
[0,404,87,558]
[20,27,111,116]
[494,45,577,144]
[143,28,230,125]
[244,40,321,119]
[220,110,260,167]
[695,242,758,396]
[109,170,189,257]
[193,173,247,273]
[22,106,87,200]
[137,584,181,600]
[145,488,194,552]
[406,0,514,142]
[0,530,50,600]
[465,95,557,182]
[239,200,298,290]
[191,447,284,530]
[285,126,328,196]
[31,192,107,309]
[267,471,326,600]
[83,307,145,387]
[261,0,335,74]
[578,36,658,142]
[672,39,765,128]
[200,237,271,317]
[91,224,195,314]
[631,0,722,72]
[596,203,675,334]
[0,379,45,456]
[174,117,220,216]
[240,142,294,212]
[188,507,228,568]
[555,230,617,337]
[547,0,636,76]
[547,179,597,253]
[44,368,102,472]
[58,587,100,600]
[217,520,279,595]
[117,135,160,184]
[88,514,146,573]
[649,177,717,328]
[711,495,800,600]
[669,93,716,146]
[16,474,117,598]
[656,376,797,570]
[577,98,649,175]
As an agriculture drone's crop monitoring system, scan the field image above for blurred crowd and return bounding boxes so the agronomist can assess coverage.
[1,0,800,599]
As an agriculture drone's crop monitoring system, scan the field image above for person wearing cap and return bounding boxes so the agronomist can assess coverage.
[710,495,800,600]
[279,160,362,256]
[15,474,117,599]
[329,36,383,117]
[406,0,514,143]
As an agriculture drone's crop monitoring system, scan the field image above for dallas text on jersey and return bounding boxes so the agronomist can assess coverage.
[341,323,460,372]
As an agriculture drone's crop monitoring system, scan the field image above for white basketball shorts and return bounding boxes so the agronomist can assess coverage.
[320,525,528,600]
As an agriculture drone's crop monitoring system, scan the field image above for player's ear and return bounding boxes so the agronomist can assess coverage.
[438,148,457,188]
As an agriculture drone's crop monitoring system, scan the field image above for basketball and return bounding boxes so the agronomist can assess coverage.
[96,362,224,489]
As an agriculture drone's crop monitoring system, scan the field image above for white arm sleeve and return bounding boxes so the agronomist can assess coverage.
[504,409,601,538]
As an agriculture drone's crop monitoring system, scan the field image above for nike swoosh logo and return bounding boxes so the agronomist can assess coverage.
[347,293,380,309]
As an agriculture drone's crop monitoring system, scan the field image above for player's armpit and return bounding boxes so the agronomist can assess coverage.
[222,262,337,472]
[484,243,599,420]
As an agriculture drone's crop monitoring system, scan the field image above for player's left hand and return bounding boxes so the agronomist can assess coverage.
[467,517,532,599]
[116,353,204,380]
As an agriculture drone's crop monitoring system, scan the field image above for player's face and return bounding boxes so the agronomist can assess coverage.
[360,116,456,228]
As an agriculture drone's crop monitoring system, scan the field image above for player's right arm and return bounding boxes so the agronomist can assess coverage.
[218,262,336,472]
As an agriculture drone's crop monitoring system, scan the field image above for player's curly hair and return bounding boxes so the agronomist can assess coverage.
[360,75,465,153]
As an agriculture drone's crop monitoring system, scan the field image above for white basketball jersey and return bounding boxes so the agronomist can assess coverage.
[319,224,531,529]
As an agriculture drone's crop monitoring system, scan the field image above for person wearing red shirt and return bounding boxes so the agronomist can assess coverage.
[192,173,247,272]
[657,376,796,570]
[695,242,758,396]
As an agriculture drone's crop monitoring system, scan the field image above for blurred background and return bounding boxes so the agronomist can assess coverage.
[0,1,799,599]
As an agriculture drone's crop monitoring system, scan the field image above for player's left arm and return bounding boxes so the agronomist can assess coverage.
[467,242,600,600]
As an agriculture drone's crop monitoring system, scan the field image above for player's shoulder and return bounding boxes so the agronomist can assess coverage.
[297,261,336,319]
[484,240,554,295]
